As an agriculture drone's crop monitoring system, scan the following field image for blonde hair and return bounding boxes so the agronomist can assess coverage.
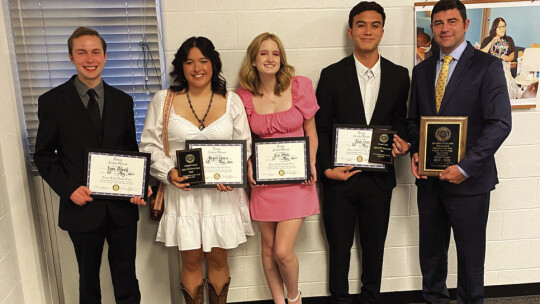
[239,33,295,96]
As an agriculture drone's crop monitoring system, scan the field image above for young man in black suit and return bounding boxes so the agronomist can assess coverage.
[315,2,410,303]
[34,27,147,304]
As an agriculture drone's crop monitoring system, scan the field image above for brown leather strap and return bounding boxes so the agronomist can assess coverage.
[152,89,175,217]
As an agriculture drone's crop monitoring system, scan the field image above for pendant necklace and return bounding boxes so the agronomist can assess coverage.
[187,91,214,130]
[263,93,277,103]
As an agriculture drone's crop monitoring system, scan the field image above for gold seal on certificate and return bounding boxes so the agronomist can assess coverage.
[252,137,310,184]
[418,116,468,177]
[85,149,151,200]
[185,140,247,188]
[332,125,393,172]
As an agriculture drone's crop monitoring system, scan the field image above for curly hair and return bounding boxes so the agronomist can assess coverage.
[169,36,227,96]
[238,33,295,96]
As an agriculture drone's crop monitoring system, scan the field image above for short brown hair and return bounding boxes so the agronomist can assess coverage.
[431,0,467,23]
[67,27,107,55]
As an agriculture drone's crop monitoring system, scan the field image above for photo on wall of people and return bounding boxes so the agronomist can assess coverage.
[414,0,540,109]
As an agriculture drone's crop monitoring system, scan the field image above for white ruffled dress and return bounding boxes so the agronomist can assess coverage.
[140,90,254,252]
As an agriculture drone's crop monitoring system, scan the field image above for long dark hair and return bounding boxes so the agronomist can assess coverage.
[169,36,227,96]
[488,17,508,39]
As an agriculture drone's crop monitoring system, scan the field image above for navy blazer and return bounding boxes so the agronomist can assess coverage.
[34,75,139,232]
[407,42,512,195]
[316,55,410,192]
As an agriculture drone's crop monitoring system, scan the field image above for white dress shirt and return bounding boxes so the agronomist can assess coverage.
[354,54,381,124]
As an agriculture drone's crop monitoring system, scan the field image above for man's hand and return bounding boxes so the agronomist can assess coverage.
[130,186,152,205]
[439,165,466,184]
[324,166,361,181]
[169,168,191,191]
[70,186,93,206]
[392,135,410,157]
[411,153,427,179]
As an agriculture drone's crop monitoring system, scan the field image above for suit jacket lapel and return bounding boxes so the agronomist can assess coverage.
[439,43,474,114]
[60,76,100,146]
[426,55,438,115]
[370,57,389,125]
[344,55,367,124]
[101,82,115,148]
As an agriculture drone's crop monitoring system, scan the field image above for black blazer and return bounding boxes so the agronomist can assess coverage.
[407,42,512,195]
[316,55,410,192]
[34,75,139,232]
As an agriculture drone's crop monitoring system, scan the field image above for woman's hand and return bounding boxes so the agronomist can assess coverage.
[481,36,500,53]
[169,168,191,191]
[248,157,266,187]
[216,184,233,192]
[302,162,317,186]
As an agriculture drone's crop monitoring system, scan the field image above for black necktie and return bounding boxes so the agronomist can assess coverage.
[87,89,101,130]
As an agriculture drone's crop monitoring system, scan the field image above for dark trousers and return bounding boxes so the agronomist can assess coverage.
[68,211,140,304]
[323,175,392,304]
[418,181,490,304]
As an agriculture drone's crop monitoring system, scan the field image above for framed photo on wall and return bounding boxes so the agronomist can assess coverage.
[414,0,540,109]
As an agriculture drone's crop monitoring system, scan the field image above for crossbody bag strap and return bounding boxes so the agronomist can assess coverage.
[152,89,176,218]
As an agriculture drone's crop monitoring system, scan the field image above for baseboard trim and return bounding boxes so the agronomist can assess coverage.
[240,282,540,303]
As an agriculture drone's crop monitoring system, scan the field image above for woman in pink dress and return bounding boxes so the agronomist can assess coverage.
[236,32,319,304]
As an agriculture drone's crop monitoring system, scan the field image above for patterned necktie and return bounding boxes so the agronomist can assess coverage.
[87,89,101,129]
[435,55,453,112]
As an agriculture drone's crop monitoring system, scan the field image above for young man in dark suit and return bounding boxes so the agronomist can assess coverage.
[315,2,410,303]
[34,27,147,304]
[407,0,512,303]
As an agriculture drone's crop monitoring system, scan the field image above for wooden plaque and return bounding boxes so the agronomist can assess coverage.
[419,116,468,177]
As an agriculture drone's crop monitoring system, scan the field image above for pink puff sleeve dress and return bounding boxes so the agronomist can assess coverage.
[236,76,320,221]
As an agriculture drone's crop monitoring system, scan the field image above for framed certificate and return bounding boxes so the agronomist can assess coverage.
[252,137,310,184]
[419,116,468,177]
[185,140,247,188]
[85,149,151,200]
[332,124,393,172]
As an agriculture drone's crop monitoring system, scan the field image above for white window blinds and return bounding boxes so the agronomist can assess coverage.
[8,0,162,162]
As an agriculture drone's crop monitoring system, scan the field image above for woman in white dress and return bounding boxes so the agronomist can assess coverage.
[140,36,253,304]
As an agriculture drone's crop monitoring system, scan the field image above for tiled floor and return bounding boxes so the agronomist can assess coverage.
[416,296,540,304]
[487,297,540,303]
[465,297,540,303]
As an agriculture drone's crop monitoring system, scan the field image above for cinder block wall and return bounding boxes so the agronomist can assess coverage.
[0,1,46,302]
[0,141,24,304]
[160,0,540,302]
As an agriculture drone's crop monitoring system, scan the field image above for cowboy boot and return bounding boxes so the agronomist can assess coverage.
[208,277,231,304]
[180,280,204,304]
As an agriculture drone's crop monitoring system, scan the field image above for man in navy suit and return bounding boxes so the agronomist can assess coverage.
[407,1,512,303]
[316,2,410,303]
[34,27,147,304]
